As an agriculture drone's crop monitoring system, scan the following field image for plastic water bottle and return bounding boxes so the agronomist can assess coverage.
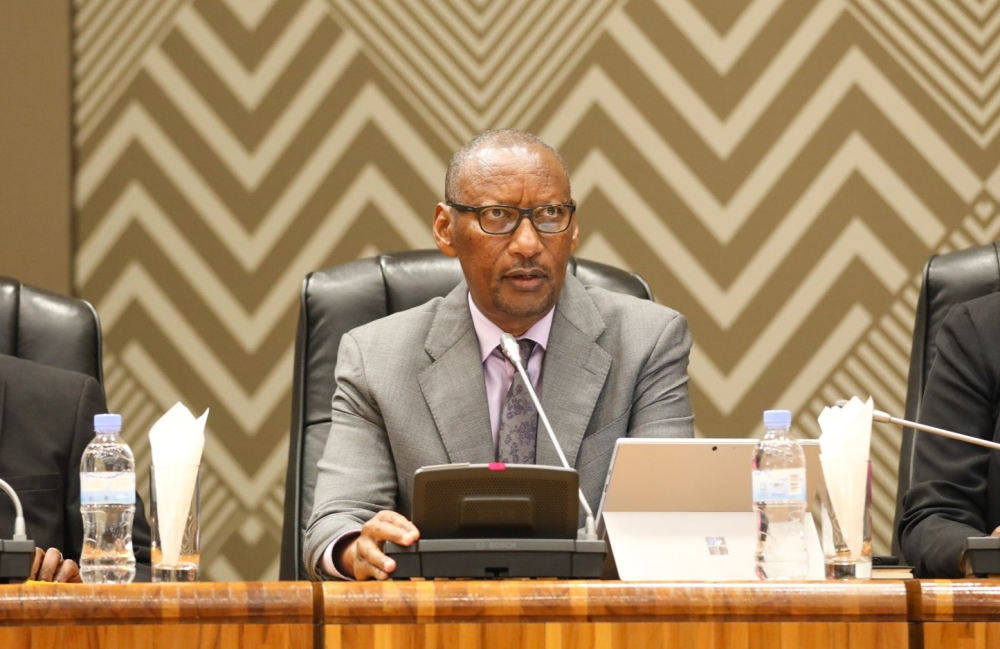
[79,413,136,583]
[752,409,809,580]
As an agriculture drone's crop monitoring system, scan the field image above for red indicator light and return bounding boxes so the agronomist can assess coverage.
[488,462,507,471]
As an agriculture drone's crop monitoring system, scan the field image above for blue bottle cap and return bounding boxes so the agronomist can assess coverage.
[94,413,122,432]
[763,409,792,428]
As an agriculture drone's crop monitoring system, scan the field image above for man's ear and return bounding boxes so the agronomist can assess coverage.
[568,218,579,253]
[433,202,458,257]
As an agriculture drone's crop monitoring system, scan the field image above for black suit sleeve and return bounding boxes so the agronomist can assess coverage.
[899,302,1000,577]
[65,377,152,568]
[62,376,102,562]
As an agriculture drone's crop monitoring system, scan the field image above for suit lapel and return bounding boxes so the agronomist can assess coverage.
[418,283,496,464]
[536,276,610,469]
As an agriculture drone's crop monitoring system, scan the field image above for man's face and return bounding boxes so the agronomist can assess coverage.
[433,145,578,336]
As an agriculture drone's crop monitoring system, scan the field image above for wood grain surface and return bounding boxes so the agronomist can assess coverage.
[322,580,909,624]
[322,581,910,649]
[0,581,314,625]
[915,580,1000,649]
[0,582,315,649]
[1,624,313,649]
[325,621,909,649]
[916,580,1000,622]
[7,580,1000,649]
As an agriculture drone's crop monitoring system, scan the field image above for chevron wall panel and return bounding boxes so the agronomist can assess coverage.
[72,0,1000,577]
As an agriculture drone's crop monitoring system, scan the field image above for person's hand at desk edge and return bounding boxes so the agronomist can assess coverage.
[336,511,419,581]
[27,547,82,583]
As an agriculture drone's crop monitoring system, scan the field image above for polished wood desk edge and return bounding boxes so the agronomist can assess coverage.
[321,580,910,624]
[913,579,1000,621]
[0,582,316,626]
[5,580,1000,627]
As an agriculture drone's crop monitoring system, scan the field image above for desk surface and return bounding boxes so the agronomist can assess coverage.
[0,580,996,649]
[0,581,314,626]
[322,580,908,623]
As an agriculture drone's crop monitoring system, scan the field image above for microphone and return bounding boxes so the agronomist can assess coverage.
[0,478,27,540]
[835,400,1000,578]
[0,476,35,583]
[499,333,598,541]
[835,399,1000,452]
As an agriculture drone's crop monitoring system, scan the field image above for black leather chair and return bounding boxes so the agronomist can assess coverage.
[0,277,103,383]
[279,249,654,580]
[891,242,1000,558]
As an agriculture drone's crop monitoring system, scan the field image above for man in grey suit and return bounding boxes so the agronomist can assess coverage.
[305,129,694,580]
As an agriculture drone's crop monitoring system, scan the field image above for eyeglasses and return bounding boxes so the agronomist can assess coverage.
[447,202,576,235]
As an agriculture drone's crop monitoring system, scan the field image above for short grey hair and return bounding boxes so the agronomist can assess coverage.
[444,128,570,203]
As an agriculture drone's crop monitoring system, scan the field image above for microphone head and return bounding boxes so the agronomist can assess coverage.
[872,410,892,423]
[499,333,521,364]
[832,399,891,423]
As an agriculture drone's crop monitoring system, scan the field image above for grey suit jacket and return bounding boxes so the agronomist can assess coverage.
[304,274,694,579]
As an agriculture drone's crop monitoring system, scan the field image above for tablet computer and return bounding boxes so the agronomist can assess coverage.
[597,438,821,518]
[596,438,824,580]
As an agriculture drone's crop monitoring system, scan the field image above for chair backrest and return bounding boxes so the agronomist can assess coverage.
[279,250,654,579]
[892,242,1000,557]
[0,277,103,383]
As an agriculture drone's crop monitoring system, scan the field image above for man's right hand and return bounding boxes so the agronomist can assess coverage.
[338,511,419,580]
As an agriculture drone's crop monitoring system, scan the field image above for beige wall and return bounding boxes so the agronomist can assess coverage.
[0,1,71,294]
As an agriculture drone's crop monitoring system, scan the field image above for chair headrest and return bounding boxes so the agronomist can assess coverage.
[0,276,103,382]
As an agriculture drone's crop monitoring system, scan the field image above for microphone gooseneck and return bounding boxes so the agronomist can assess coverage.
[834,399,1000,452]
[0,477,28,540]
[499,333,598,541]
[499,333,523,367]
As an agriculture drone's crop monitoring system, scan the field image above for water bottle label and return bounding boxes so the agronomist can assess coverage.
[80,472,136,505]
[752,468,806,502]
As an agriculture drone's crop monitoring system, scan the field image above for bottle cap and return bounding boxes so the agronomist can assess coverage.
[94,413,122,432]
[763,409,792,428]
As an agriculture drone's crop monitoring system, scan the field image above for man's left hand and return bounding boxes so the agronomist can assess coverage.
[29,547,82,583]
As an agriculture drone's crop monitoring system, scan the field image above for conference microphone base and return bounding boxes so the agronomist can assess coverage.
[962,537,1000,577]
[0,539,35,583]
[385,538,606,580]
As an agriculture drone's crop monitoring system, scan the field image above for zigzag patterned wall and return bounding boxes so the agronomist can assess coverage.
[73,0,1000,578]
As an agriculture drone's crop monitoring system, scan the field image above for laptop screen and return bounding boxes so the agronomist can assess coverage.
[597,438,821,519]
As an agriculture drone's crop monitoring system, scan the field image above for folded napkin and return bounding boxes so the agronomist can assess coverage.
[817,396,872,558]
[148,403,208,566]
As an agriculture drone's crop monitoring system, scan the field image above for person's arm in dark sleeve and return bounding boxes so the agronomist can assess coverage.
[899,302,999,577]
[64,376,105,563]
[131,472,152,575]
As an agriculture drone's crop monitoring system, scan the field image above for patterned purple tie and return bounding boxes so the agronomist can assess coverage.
[497,339,538,465]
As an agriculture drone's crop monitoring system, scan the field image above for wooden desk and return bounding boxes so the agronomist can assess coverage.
[916,580,1000,649]
[323,581,909,649]
[0,582,315,649]
[4,580,1000,648]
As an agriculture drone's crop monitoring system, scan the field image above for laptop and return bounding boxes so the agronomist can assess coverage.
[596,438,825,580]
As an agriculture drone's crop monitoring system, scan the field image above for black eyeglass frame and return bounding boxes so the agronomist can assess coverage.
[447,202,577,235]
